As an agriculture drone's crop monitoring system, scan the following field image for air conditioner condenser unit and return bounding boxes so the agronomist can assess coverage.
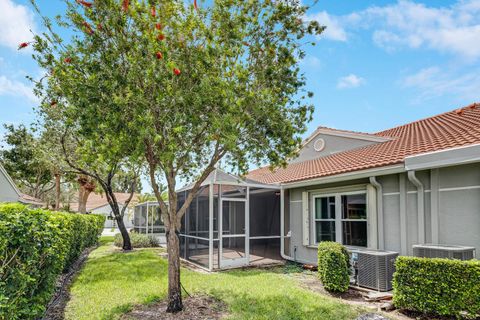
[413,244,475,260]
[351,248,398,292]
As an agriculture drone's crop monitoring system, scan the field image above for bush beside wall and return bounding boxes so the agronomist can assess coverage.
[393,256,480,318]
[317,241,350,293]
[0,203,104,320]
[114,231,160,248]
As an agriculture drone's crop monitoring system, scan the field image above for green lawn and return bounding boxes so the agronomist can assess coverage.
[65,237,365,320]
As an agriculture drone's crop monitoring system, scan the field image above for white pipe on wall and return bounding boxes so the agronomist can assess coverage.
[408,171,425,244]
[280,187,293,261]
[369,177,384,250]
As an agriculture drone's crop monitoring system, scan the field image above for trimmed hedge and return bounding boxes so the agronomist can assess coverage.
[317,241,351,293]
[393,256,480,318]
[114,231,160,248]
[0,203,104,320]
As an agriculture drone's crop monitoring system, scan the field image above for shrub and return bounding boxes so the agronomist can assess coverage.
[317,241,350,292]
[114,231,160,248]
[0,203,104,320]
[393,256,480,318]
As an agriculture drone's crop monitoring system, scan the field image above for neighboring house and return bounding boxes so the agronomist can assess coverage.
[70,192,139,230]
[247,103,480,264]
[0,163,44,207]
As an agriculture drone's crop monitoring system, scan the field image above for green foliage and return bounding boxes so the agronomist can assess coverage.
[393,256,480,318]
[65,238,361,320]
[114,232,160,248]
[0,124,52,198]
[0,203,104,320]
[29,0,324,307]
[317,242,350,293]
[111,171,143,193]
[31,0,324,197]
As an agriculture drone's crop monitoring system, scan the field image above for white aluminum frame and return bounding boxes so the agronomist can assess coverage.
[178,172,281,271]
[218,186,249,269]
[311,190,368,247]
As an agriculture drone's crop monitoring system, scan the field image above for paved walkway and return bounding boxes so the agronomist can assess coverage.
[102,229,120,236]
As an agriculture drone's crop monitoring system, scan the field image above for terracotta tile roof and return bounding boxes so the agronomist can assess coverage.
[19,194,45,206]
[247,103,480,184]
[70,192,139,212]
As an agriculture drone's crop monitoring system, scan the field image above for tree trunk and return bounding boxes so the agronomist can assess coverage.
[78,187,86,213]
[166,229,183,313]
[54,173,61,211]
[116,215,132,251]
[77,175,95,213]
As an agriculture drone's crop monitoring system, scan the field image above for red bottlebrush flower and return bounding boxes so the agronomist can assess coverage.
[194,0,198,11]
[151,7,156,17]
[77,0,92,8]
[173,68,181,75]
[18,42,29,50]
[122,0,129,11]
[155,23,162,30]
[155,52,163,59]
[157,34,165,41]
[64,57,72,63]
[82,21,94,34]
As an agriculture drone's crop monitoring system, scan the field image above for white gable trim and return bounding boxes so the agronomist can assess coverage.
[302,127,391,148]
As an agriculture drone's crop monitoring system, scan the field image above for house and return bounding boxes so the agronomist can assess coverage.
[0,163,44,207]
[176,103,480,271]
[248,103,480,265]
[70,192,139,230]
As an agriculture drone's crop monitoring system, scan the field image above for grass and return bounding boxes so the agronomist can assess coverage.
[65,237,365,320]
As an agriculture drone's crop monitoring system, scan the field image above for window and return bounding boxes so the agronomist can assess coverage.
[341,194,367,247]
[313,192,367,247]
[314,196,336,242]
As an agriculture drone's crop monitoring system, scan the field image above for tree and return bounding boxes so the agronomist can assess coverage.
[0,124,53,200]
[27,0,323,312]
[111,170,143,193]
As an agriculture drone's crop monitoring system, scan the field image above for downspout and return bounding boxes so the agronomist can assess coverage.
[369,177,384,250]
[280,186,293,260]
[408,171,425,244]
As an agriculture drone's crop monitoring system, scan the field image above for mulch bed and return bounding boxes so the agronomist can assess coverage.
[41,246,96,320]
[121,295,228,320]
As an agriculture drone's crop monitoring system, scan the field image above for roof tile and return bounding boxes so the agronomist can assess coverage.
[248,104,480,184]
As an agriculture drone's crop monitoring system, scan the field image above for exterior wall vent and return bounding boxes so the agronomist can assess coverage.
[313,138,325,152]
[351,248,398,292]
[413,244,476,260]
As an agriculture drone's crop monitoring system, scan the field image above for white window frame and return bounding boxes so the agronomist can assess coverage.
[312,194,337,243]
[311,190,368,248]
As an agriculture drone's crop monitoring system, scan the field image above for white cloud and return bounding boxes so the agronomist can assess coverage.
[337,74,365,89]
[0,75,36,102]
[402,66,480,102]
[310,0,480,60]
[306,11,347,41]
[0,0,36,50]
[363,0,480,59]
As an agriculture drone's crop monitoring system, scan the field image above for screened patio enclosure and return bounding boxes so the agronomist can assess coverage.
[177,169,282,270]
[133,201,166,240]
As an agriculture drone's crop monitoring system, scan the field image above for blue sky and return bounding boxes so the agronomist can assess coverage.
[0,0,479,163]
